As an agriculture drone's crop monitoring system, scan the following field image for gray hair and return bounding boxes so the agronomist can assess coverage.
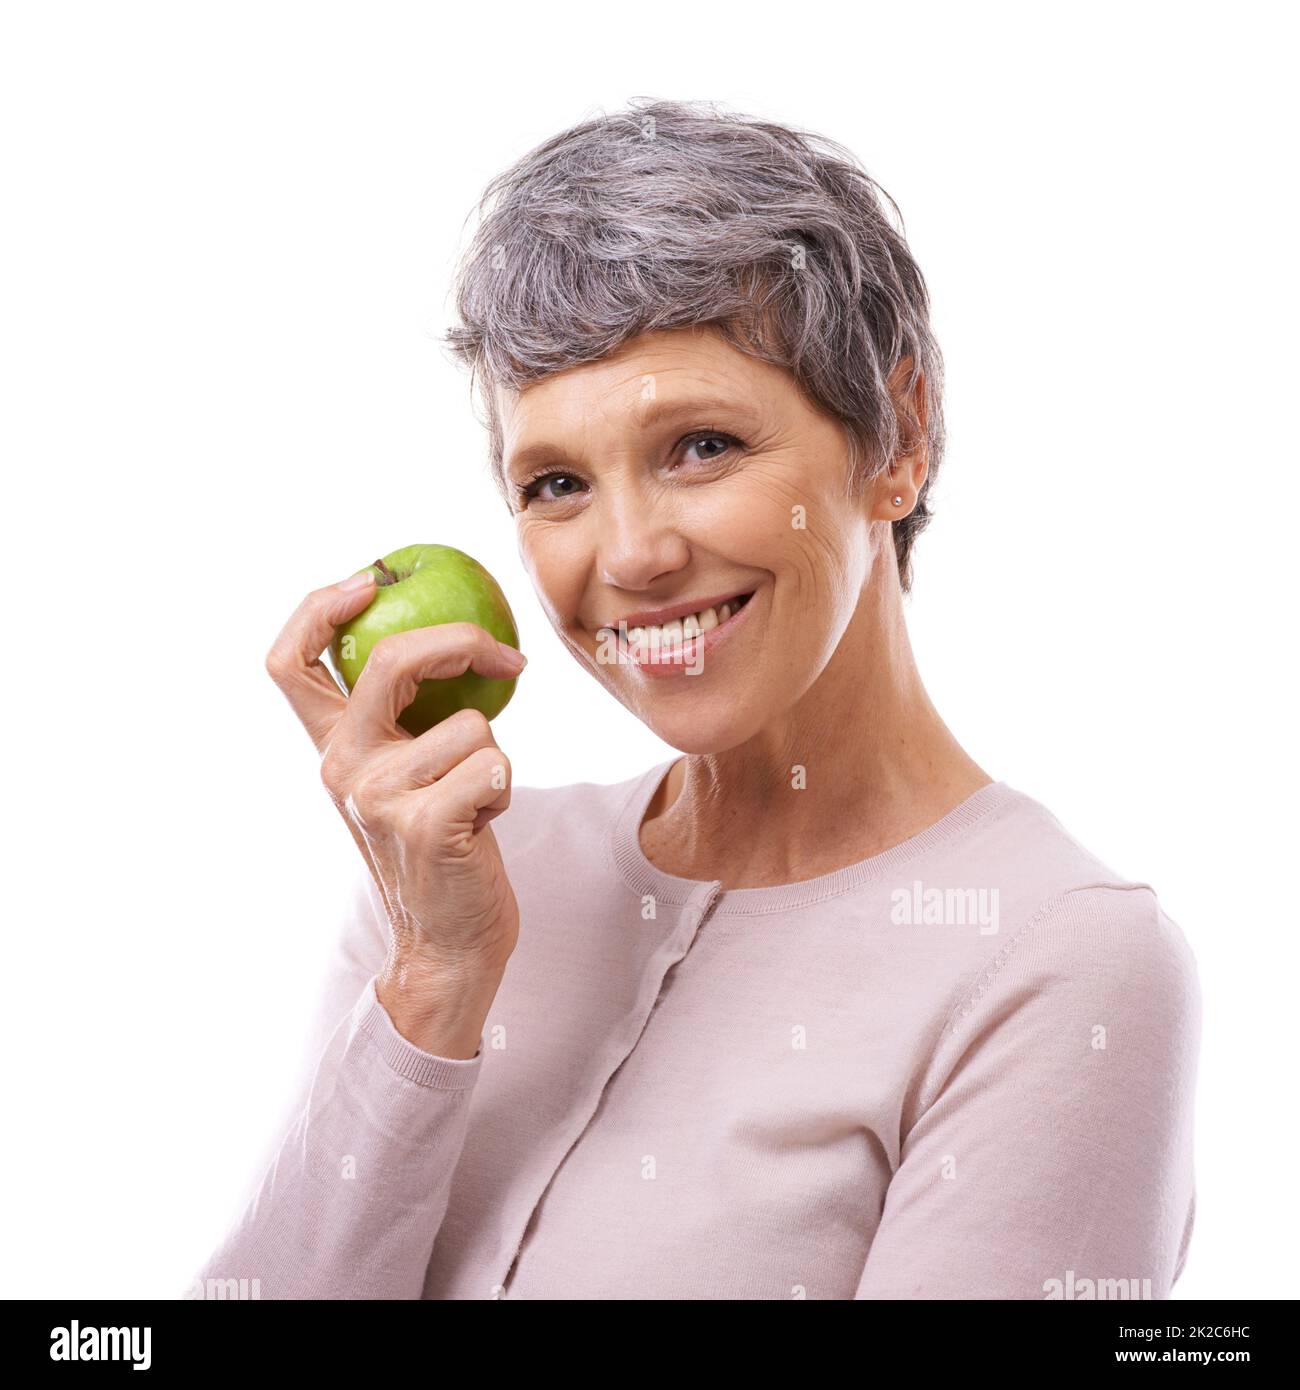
[443,98,946,589]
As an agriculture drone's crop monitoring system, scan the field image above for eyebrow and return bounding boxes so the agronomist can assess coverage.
[502,394,761,477]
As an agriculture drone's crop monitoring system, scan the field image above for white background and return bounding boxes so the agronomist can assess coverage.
[2,0,1295,1299]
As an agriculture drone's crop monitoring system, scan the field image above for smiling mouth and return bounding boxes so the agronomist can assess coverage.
[598,590,755,655]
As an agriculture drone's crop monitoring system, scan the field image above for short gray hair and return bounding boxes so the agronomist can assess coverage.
[443,98,946,589]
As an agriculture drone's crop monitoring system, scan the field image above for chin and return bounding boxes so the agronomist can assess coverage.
[638,700,769,756]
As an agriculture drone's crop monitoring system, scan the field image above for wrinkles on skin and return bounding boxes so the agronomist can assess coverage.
[265,570,520,1060]
[497,325,990,891]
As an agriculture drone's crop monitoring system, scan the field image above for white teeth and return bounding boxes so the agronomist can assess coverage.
[621,594,748,650]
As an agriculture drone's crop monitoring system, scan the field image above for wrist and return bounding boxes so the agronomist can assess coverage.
[375,952,507,1060]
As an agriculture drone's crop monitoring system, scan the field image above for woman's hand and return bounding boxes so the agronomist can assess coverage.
[265,571,528,1056]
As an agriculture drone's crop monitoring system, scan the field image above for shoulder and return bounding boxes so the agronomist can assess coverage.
[944,785,1201,1038]
[959,780,1135,894]
[948,881,1201,1079]
[981,882,1198,1002]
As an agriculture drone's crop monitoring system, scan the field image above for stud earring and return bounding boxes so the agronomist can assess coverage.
[891,495,904,506]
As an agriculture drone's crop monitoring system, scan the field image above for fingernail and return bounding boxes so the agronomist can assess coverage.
[498,641,526,668]
[339,571,374,592]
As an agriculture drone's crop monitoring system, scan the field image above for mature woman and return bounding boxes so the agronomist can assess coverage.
[193,100,1199,1301]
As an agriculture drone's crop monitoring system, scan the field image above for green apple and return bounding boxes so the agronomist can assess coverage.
[329,543,520,737]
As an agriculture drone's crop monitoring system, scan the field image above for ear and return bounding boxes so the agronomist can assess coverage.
[869,357,929,520]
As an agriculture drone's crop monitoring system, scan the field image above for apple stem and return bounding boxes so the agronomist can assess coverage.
[373,558,398,587]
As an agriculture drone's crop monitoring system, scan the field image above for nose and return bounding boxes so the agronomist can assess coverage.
[595,485,691,593]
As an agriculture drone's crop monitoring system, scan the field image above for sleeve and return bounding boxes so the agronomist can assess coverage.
[184,871,485,1300]
[855,884,1201,1300]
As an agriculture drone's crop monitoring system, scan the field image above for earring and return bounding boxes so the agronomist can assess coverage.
[891,495,904,506]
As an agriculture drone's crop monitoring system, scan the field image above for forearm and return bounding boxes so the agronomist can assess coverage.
[189,975,483,1300]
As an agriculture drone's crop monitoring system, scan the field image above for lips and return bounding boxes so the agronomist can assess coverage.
[602,587,756,633]
[595,587,760,677]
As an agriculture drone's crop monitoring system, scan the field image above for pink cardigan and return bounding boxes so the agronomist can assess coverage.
[190,764,1200,1299]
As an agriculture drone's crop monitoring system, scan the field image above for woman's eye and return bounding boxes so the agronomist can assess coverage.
[522,472,587,504]
[681,432,741,464]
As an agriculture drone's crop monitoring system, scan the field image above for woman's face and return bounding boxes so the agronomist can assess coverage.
[498,327,901,754]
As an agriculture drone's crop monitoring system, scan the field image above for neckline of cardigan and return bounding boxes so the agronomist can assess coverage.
[609,758,1021,917]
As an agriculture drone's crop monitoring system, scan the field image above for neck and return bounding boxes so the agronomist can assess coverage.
[640,561,991,890]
